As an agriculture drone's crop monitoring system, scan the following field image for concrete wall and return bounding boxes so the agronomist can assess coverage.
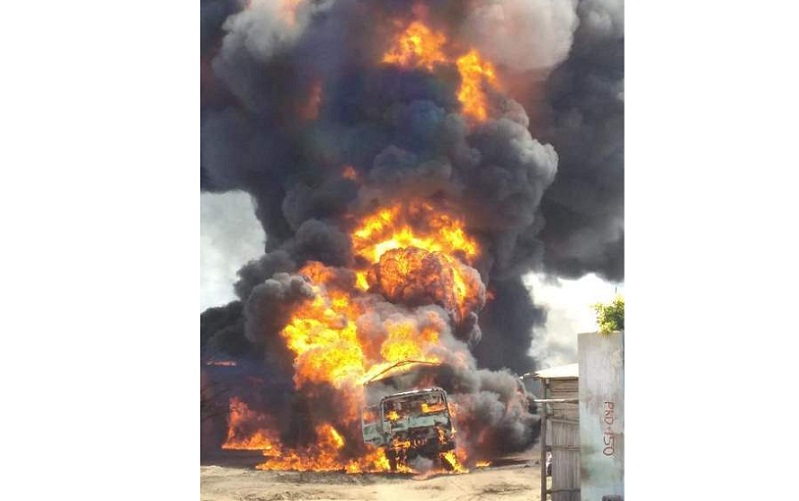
[578,332,624,501]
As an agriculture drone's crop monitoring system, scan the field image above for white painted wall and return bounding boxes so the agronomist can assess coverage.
[579,331,624,500]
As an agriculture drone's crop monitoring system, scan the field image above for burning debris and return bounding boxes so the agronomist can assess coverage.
[201,0,623,475]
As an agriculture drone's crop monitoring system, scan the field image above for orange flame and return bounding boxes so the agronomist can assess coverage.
[381,21,500,123]
[223,397,395,472]
[280,282,366,391]
[350,201,484,321]
[277,258,463,435]
[456,50,498,122]
[223,397,280,450]
[367,247,485,324]
[222,199,484,473]
[342,165,358,181]
[441,450,468,473]
[352,201,480,270]
[381,21,448,71]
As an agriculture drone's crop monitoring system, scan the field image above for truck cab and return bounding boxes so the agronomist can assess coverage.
[362,386,456,471]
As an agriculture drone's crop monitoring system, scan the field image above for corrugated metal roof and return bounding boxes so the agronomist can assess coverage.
[534,363,579,380]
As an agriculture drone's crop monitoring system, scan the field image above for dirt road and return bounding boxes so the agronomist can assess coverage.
[201,450,542,501]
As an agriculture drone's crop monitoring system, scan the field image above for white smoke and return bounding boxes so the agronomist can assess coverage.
[218,0,310,64]
[463,0,579,72]
[201,191,264,311]
[525,272,622,368]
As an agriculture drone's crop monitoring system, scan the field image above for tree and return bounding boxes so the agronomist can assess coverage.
[593,296,624,334]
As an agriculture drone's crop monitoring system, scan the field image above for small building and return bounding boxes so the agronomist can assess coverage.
[529,332,625,501]
[533,363,580,501]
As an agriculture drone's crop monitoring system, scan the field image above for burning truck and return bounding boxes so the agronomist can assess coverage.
[362,387,456,471]
[361,361,458,472]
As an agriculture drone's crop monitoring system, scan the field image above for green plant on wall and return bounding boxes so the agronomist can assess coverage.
[594,296,624,333]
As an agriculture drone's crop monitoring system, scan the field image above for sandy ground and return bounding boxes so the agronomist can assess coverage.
[201,448,543,501]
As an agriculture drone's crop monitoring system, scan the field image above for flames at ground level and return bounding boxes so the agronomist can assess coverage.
[221,397,470,474]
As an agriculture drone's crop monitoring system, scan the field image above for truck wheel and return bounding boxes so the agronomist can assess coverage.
[387,450,397,472]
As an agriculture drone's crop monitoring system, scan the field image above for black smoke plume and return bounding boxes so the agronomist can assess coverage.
[201,0,623,461]
[531,0,625,281]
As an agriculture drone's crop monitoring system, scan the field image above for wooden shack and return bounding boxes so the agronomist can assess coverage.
[534,363,580,501]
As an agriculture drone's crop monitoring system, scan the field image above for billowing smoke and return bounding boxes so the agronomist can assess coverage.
[200,0,623,464]
[530,0,625,281]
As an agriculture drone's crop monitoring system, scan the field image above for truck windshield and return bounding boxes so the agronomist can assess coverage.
[382,391,448,420]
